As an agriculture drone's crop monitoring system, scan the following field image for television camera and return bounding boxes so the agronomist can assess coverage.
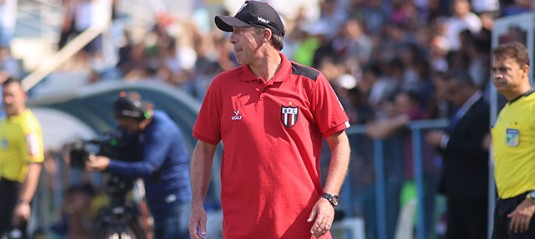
[69,131,146,239]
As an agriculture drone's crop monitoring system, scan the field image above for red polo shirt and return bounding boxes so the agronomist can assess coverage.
[193,53,349,239]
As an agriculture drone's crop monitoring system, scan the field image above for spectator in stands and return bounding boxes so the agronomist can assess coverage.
[186,34,222,99]
[502,0,532,16]
[425,70,489,239]
[315,0,347,38]
[443,0,482,52]
[58,0,77,50]
[0,0,17,48]
[345,86,374,124]
[332,19,373,65]
[72,0,112,67]
[51,184,96,239]
[348,0,387,37]
[471,0,500,14]
[0,47,21,79]
[367,89,429,141]
[366,89,436,238]
[368,58,405,113]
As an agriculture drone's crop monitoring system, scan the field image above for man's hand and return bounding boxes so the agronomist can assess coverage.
[12,201,31,226]
[482,133,492,151]
[189,204,207,239]
[307,198,335,238]
[85,154,110,171]
[508,198,535,233]
[425,130,445,147]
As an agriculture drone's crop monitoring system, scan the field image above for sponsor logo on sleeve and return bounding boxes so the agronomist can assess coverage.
[26,133,39,156]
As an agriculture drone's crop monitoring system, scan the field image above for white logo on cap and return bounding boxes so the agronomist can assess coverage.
[257,16,270,24]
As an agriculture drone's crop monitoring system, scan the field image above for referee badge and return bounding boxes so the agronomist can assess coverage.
[1,137,7,149]
[506,128,519,147]
[281,105,299,128]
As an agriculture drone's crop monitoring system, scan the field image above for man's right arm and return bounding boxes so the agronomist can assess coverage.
[189,140,217,239]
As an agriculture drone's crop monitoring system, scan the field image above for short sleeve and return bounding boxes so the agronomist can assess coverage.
[193,80,222,144]
[311,73,350,136]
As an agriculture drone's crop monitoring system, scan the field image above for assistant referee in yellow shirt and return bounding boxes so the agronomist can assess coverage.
[491,42,535,239]
[0,77,44,238]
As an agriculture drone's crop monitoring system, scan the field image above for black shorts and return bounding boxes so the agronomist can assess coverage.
[0,177,21,235]
[493,192,535,239]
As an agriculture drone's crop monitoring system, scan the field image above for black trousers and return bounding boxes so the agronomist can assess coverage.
[446,197,488,239]
[492,192,535,239]
[0,177,26,238]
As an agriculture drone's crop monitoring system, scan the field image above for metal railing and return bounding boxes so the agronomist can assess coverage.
[343,119,449,239]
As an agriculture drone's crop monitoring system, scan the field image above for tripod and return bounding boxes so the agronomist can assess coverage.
[93,175,146,239]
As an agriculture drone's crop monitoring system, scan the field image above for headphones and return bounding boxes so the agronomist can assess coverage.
[113,92,151,121]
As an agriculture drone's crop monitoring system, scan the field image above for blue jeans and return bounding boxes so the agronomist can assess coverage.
[153,202,190,239]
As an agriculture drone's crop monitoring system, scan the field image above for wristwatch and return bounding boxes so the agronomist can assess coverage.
[321,193,340,208]
[527,191,535,201]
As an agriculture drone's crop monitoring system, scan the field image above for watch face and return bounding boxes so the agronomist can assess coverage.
[322,193,340,207]
[530,191,535,199]
[333,196,339,205]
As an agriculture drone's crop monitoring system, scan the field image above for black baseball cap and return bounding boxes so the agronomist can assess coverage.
[113,95,145,120]
[215,1,285,36]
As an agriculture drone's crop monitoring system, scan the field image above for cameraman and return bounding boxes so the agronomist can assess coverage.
[86,92,192,239]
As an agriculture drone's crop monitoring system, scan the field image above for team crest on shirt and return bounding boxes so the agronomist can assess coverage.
[1,137,6,149]
[506,128,519,147]
[281,105,298,128]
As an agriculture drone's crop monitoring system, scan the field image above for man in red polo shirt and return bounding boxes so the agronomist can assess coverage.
[188,1,351,238]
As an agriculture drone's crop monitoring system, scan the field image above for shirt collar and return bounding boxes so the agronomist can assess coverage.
[5,109,29,122]
[242,53,290,83]
[509,89,535,104]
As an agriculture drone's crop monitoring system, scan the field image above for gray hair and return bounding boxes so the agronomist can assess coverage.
[255,27,284,51]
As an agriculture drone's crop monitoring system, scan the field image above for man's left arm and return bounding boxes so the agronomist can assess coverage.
[308,130,351,238]
[13,126,44,225]
[13,162,42,225]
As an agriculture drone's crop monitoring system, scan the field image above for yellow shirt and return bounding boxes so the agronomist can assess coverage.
[0,109,44,182]
[492,92,535,199]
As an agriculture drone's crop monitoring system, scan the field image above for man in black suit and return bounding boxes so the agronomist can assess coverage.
[425,70,490,239]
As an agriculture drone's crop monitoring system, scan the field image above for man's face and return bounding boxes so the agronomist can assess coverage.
[491,56,529,98]
[116,117,141,132]
[446,80,467,107]
[2,82,26,116]
[229,26,265,65]
[394,93,416,115]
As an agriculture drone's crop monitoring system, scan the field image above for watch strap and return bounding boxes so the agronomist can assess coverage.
[321,193,339,207]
